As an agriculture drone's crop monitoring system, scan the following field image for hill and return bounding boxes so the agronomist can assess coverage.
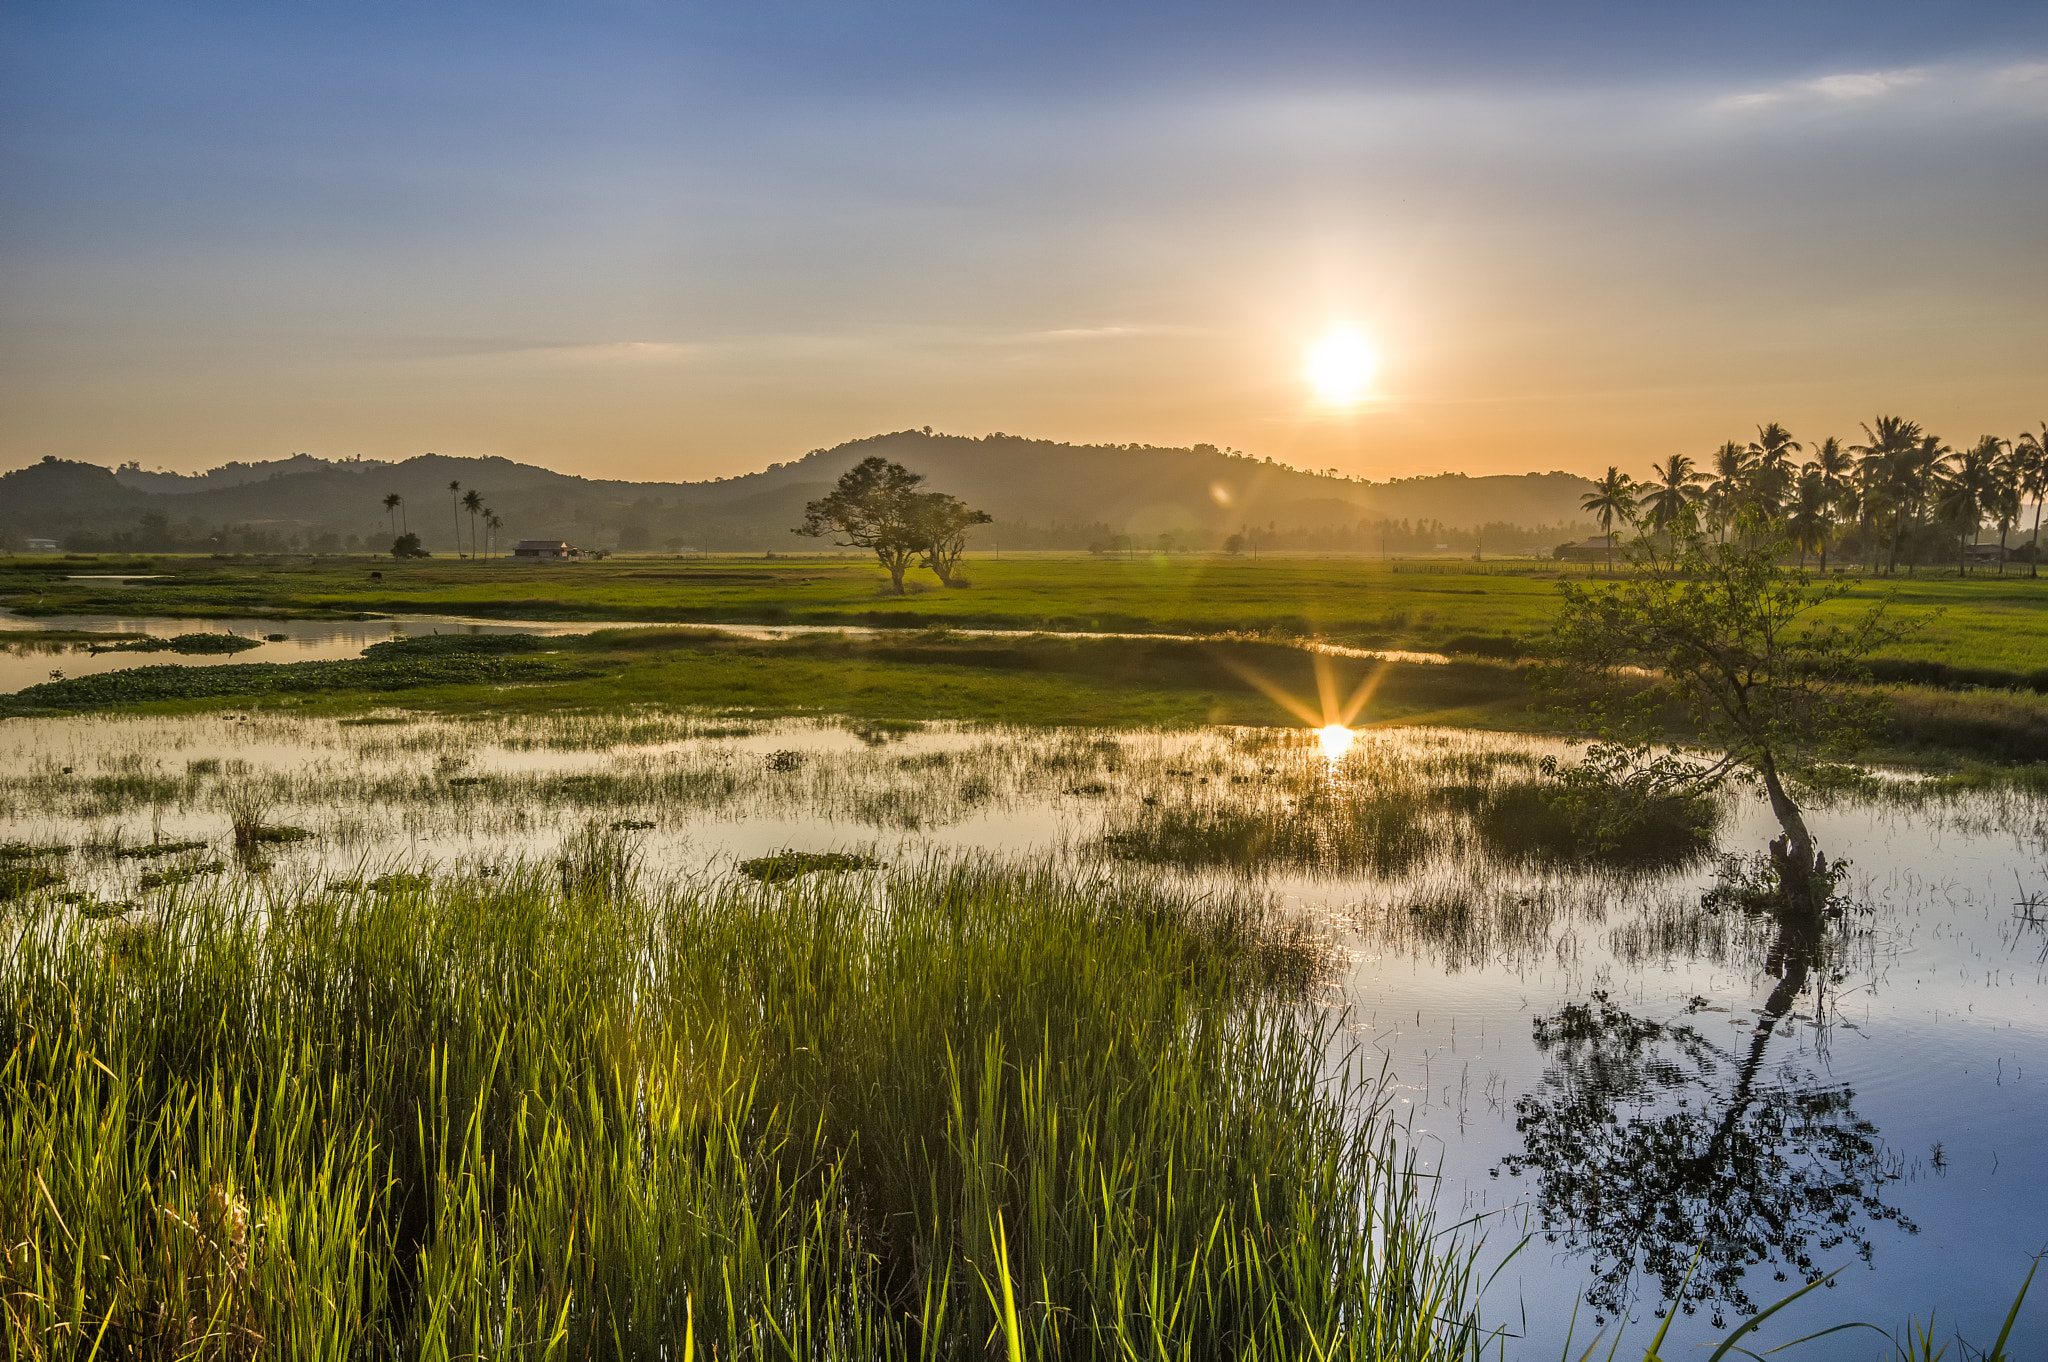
[1,432,1598,555]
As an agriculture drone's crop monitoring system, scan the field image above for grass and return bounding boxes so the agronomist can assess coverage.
[10,625,2048,773]
[12,551,2048,672]
[0,857,1488,1358]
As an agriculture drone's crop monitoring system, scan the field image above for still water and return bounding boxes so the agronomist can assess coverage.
[0,711,2041,1357]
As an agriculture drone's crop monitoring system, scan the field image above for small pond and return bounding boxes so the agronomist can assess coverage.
[1,711,2040,1357]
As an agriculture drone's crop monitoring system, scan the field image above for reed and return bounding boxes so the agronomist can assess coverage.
[0,856,1487,1359]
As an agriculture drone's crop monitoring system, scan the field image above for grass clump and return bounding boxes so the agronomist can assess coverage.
[0,859,1481,1358]
[1462,779,1716,869]
[0,864,64,901]
[110,839,210,859]
[737,849,881,882]
[108,632,263,655]
[0,842,68,861]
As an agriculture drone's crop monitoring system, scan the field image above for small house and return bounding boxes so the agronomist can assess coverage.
[1553,535,1622,562]
[24,538,61,553]
[512,540,583,561]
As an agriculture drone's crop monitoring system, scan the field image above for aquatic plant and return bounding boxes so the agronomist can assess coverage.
[0,858,1482,1358]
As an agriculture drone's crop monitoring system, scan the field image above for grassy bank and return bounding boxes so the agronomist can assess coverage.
[0,856,1489,1358]
[11,552,2048,672]
[9,627,2048,769]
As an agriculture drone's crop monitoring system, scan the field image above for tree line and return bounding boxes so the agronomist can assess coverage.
[377,479,504,560]
[1581,417,2048,576]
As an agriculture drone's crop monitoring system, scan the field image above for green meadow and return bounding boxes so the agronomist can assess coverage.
[13,551,2048,672]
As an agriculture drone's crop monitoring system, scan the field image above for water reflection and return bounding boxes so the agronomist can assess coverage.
[1500,844,1914,1328]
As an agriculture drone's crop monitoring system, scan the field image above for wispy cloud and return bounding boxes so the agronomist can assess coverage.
[1721,66,1930,110]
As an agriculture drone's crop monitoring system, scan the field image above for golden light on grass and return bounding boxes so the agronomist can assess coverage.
[1305,327,1376,407]
[1316,724,1356,762]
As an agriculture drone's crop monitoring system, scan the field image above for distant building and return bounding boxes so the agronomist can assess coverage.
[512,539,583,560]
[1553,535,1621,562]
[1962,542,2009,565]
[24,538,61,553]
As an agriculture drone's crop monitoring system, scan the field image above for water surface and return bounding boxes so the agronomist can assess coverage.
[0,713,2040,1357]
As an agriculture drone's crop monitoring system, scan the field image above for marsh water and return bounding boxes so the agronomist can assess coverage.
[2,706,2041,1359]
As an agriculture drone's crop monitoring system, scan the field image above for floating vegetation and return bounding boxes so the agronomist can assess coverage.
[366,872,430,894]
[610,819,655,830]
[764,749,806,771]
[64,894,138,919]
[111,840,210,860]
[137,860,224,890]
[737,850,880,882]
[107,632,263,655]
[1,864,64,900]
[0,841,69,860]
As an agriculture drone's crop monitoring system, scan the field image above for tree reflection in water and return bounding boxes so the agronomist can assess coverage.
[1500,844,1915,1327]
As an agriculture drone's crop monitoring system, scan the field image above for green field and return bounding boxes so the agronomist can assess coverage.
[10,551,2048,672]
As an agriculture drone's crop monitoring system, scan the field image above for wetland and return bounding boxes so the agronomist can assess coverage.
[2,707,2042,1357]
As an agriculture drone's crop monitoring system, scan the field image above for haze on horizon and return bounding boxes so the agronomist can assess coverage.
[3,1,2044,486]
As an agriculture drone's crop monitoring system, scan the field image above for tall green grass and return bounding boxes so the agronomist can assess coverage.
[1,859,1487,1359]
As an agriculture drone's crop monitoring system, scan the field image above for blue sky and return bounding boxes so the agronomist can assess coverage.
[3,1,2044,479]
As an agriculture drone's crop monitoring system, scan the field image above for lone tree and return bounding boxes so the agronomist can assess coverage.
[1545,508,1910,901]
[909,491,992,587]
[795,457,989,593]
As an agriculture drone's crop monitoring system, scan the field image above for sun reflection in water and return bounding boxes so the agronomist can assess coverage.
[1316,724,1356,762]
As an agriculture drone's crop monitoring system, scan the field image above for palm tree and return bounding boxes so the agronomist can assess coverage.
[1580,466,1637,574]
[1787,467,1831,570]
[1934,438,1996,576]
[382,493,406,537]
[1704,440,1752,539]
[461,489,485,558]
[447,479,463,556]
[1978,436,2019,575]
[1745,422,1802,520]
[1637,453,1703,533]
[2015,424,2048,578]
[1810,436,1853,572]
[1851,416,1925,574]
[485,512,503,560]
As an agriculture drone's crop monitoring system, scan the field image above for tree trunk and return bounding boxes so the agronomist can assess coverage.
[2033,498,2043,579]
[1758,752,1813,868]
[1758,750,1836,912]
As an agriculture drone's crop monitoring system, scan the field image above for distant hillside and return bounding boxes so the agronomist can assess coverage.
[1,432,1598,555]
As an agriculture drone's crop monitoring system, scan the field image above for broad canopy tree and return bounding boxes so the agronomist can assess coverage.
[1546,506,1910,901]
[795,456,990,592]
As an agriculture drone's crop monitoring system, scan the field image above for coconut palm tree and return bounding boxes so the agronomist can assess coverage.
[1978,436,2020,575]
[1704,441,1752,539]
[1934,438,1996,576]
[1637,453,1703,533]
[1744,422,1802,520]
[447,479,463,555]
[2015,425,2048,578]
[461,489,485,558]
[382,493,406,537]
[1787,467,1832,570]
[485,512,503,560]
[1580,466,1638,574]
[1851,416,1926,574]
[1809,437,1853,572]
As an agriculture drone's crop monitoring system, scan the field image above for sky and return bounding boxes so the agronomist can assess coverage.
[2,1,2044,483]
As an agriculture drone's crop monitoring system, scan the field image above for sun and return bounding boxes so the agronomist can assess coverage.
[1316,724,1356,762]
[1306,328,1376,407]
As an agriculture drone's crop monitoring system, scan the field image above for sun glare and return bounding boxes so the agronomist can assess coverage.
[1306,328,1376,407]
[1316,724,1356,762]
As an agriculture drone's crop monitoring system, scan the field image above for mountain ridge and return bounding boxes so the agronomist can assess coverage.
[3,431,1600,554]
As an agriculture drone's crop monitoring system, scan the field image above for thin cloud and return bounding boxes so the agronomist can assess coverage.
[1721,66,1930,110]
